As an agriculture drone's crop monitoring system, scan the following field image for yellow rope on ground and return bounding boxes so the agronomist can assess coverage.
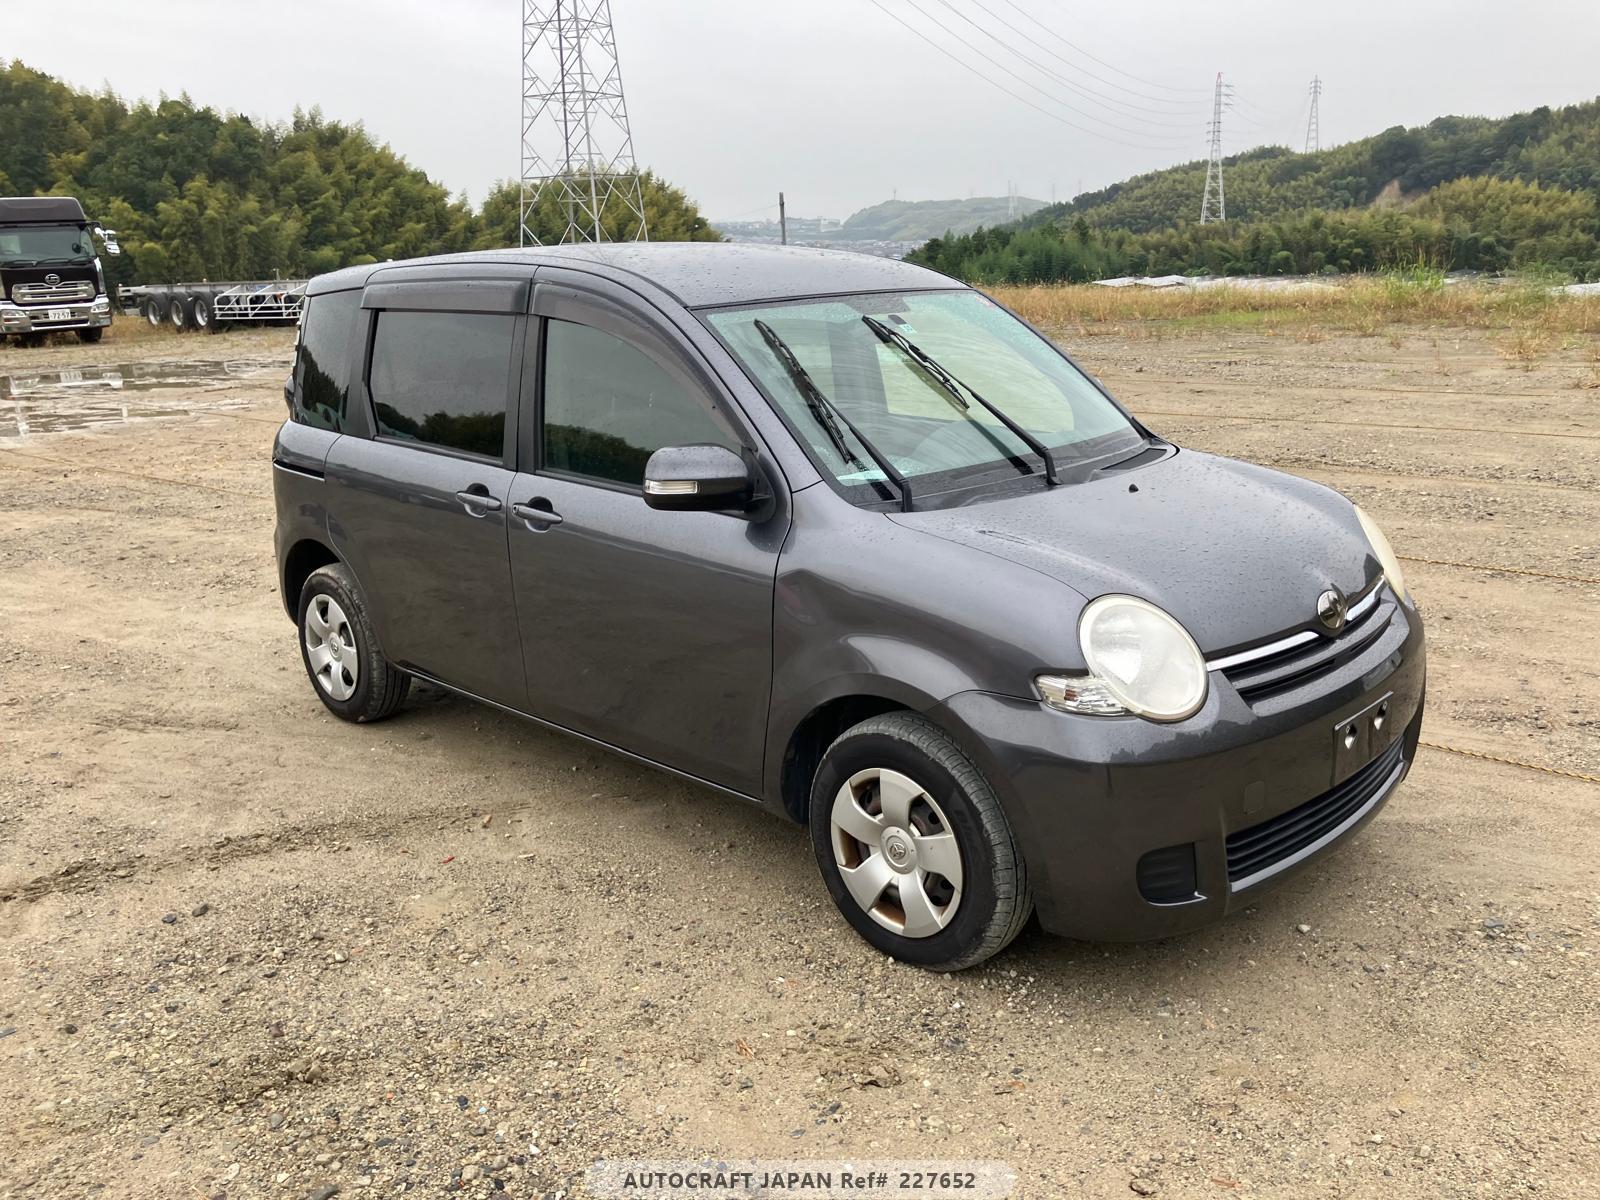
[1134,407,1600,441]
[0,448,258,500]
[1420,741,1600,786]
[1399,555,1600,586]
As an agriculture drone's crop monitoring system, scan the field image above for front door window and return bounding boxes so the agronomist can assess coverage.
[541,318,739,485]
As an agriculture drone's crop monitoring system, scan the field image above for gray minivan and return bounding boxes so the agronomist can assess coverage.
[273,244,1424,970]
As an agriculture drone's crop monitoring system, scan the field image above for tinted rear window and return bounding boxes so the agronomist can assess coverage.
[292,291,360,431]
[368,311,516,460]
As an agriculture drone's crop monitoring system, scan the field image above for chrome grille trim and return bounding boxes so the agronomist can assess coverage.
[14,280,95,304]
[1207,629,1318,673]
[1205,577,1384,673]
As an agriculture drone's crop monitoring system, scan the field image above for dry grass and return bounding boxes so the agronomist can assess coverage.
[990,278,1600,342]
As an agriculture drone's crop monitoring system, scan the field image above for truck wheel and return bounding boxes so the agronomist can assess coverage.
[297,564,410,723]
[18,333,47,349]
[169,297,190,332]
[810,712,1033,971]
[76,327,104,344]
[188,295,220,333]
[143,298,166,327]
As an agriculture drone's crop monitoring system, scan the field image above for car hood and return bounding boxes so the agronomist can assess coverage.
[887,449,1377,654]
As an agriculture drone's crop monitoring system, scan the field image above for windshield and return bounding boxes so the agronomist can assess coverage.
[0,224,99,266]
[706,289,1141,502]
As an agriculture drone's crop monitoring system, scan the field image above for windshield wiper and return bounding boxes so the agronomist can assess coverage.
[862,315,1060,488]
[36,256,90,265]
[2,258,40,267]
[754,319,914,511]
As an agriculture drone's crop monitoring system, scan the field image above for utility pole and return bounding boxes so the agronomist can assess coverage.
[519,0,648,245]
[1305,75,1322,154]
[778,192,787,245]
[1200,72,1230,224]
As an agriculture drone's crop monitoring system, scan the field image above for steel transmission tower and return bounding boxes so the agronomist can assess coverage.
[1196,73,1228,225]
[519,0,649,246]
[1305,75,1322,154]
[1199,72,1229,224]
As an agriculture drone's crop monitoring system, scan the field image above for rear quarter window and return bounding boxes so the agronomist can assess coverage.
[292,291,360,431]
[368,310,516,460]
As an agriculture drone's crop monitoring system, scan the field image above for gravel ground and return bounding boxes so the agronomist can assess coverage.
[1,321,1596,1199]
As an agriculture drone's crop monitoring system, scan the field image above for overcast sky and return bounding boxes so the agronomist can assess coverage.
[6,1,1597,222]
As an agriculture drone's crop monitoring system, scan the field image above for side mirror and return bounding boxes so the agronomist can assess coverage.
[643,444,755,512]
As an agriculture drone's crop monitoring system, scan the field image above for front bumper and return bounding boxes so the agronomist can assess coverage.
[930,592,1426,941]
[0,299,113,334]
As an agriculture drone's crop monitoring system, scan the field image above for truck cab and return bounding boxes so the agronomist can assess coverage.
[0,196,120,346]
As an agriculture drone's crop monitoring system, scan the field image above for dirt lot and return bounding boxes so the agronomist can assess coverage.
[1,318,1596,1200]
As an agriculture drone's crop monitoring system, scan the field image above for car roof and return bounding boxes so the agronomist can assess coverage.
[310,243,964,308]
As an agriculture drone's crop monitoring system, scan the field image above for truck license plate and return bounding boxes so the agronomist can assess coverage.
[47,308,72,322]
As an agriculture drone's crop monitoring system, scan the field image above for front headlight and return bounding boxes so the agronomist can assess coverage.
[1038,595,1209,722]
[1354,505,1408,603]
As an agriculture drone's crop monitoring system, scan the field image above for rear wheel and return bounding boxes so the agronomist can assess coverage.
[168,297,190,332]
[297,563,409,723]
[76,327,104,344]
[810,712,1032,970]
[143,298,166,327]
[188,295,219,333]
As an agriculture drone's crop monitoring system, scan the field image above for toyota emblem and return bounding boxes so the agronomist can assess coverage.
[1315,588,1348,632]
[44,272,61,286]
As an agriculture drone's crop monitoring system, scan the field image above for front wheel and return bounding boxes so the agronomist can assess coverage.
[77,327,104,344]
[297,563,409,723]
[810,712,1032,970]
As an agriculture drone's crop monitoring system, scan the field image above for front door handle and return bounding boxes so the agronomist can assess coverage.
[454,488,503,516]
[512,500,564,530]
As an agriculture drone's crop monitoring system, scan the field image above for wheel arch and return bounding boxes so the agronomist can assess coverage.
[281,537,340,620]
[777,691,921,825]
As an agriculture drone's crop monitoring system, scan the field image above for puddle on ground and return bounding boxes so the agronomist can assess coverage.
[0,359,285,438]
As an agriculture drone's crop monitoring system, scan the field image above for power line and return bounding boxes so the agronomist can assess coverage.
[892,0,1198,146]
[864,0,1196,150]
[998,0,1214,95]
[928,0,1209,130]
[1231,89,1275,116]
[948,0,1211,115]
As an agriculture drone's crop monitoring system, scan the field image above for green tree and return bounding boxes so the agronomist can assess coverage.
[0,60,719,283]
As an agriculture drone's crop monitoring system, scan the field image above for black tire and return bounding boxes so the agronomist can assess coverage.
[809,712,1032,971]
[143,298,166,327]
[169,296,190,332]
[188,294,220,333]
[76,327,104,344]
[19,332,46,349]
[296,563,410,723]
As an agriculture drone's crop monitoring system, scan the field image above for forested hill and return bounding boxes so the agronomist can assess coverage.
[1022,99,1600,235]
[838,195,1047,241]
[911,97,1600,283]
[0,60,717,285]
